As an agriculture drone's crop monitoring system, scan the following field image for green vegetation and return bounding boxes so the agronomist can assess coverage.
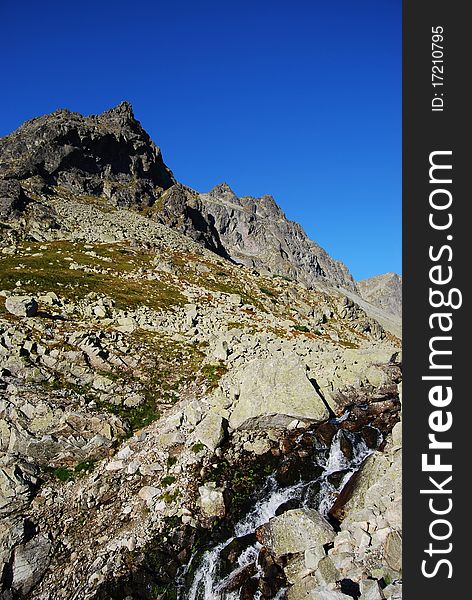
[96,397,160,432]
[272,273,292,282]
[169,251,265,310]
[191,442,205,453]
[160,489,180,504]
[160,475,176,487]
[0,240,186,311]
[44,459,96,482]
[292,324,310,333]
[259,286,276,297]
[201,362,227,390]
[202,453,278,521]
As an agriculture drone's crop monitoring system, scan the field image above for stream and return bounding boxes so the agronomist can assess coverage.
[179,425,375,600]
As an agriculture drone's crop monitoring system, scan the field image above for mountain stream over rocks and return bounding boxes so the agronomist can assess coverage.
[180,424,375,600]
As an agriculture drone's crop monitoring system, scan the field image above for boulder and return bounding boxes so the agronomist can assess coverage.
[5,296,38,317]
[385,530,402,573]
[229,355,329,430]
[329,441,401,529]
[193,412,225,452]
[256,508,335,557]
[382,583,402,599]
[287,575,318,599]
[309,590,353,600]
[218,562,257,592]
[0,464,39,516]
[198,483,226,518]
[138,486,160,502]
[11,534,52,596]
[360,578,383,600]
[315,556,339,585]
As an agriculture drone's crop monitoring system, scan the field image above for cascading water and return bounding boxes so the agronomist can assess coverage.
[181,425,376,600]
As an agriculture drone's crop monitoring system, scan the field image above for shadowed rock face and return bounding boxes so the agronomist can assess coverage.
[358,272,402,318]
[0,101,175,215]
[152,184,229,258]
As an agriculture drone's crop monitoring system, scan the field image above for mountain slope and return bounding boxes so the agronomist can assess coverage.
[358,272,402,318]
[0,102,402,600]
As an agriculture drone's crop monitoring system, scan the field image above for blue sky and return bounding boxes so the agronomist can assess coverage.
[1,0,401,280]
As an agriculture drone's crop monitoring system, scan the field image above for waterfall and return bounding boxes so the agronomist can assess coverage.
[181,426,376,600]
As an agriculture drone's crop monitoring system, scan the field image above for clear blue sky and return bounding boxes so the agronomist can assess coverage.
[1,0,401,280]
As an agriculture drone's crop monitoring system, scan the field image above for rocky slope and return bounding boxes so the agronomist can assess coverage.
[358,274,402,319]
[0,103,402,600]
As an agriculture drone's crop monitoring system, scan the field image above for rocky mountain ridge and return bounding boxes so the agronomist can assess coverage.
[1,102,381,297]
[0,101,174,213]
[198,183,357,291]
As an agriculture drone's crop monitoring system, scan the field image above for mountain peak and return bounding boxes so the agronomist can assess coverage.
[99,100,136,123]
[0,103,175,216]
[209,182,237,197]
[1,105,361,294]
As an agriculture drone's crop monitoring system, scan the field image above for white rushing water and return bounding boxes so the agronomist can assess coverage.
[182,428,374,600]
[316,430,371,516]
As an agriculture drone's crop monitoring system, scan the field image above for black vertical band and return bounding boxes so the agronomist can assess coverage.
[403,1,468,597]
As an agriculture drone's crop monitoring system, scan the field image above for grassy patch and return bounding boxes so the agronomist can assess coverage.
[0,240,186,311]
[191,442,205,453]
[161,475,176,487]
[259,286,276,298]
[201,362,227,390]
[292,324,310,333]
[44,459,96,482]
[97,397,160,432]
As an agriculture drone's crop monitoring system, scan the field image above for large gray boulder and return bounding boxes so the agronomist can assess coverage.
[198,483,226,518]
[229,355,329,429]
[257,508,335,557]
[11,534,52,596]
[5,296,38,317]
[192,412,225,452]
[330,424,402,529]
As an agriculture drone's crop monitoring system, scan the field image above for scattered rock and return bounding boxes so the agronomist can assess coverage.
[138,486,160,502]
[198,483,226,519]
[11,534,52,596]
[193,413,225,452]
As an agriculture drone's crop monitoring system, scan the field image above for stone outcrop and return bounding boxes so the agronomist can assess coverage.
[152,183,228,257]
[0,101,174,215]
[328,422,402,585]
[257,508,335,556]
[5,296,38,317]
